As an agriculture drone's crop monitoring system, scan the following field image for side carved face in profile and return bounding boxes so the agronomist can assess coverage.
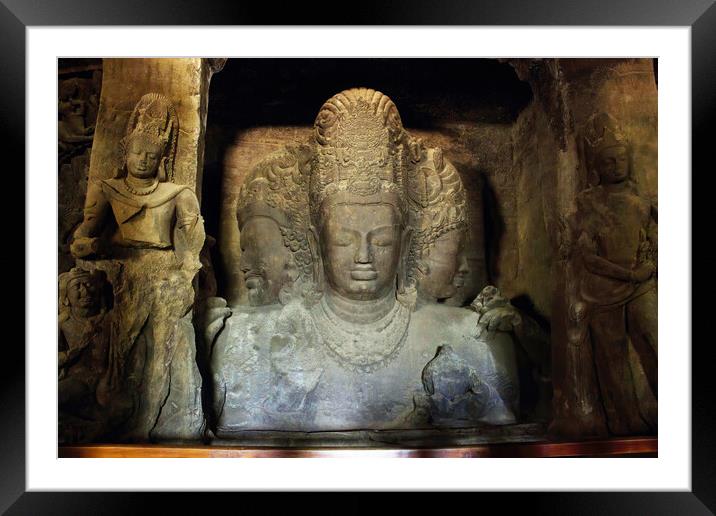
[239,216,295,306]
[319,202,403,301]
[418,229,469,301]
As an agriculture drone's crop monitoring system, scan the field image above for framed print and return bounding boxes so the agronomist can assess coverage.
[6,0,709,512]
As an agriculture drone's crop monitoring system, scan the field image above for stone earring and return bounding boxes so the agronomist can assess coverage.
[307,226,324,293]
[157,157,168,182]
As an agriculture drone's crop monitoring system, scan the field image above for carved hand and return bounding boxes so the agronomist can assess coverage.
[70,236,100,258]
[478,306,522,333]
[631,261,656,282]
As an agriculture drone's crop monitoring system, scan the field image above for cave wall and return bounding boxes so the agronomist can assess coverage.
[504,58,658,436]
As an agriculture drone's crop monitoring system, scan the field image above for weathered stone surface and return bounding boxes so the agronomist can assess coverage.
[208,87,520,434]
[210,299,518,434]
[58,267,113,443]
[87,59,213,191]
[58,65,102,273]
[58,58,659,445]
[505,59,657,439]
[218,128,496,308]
[62,60,222,442]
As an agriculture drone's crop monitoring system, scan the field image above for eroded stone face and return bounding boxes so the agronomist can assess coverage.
[65,273,104,318]
[239,216,294,306]
[418,229,467,301]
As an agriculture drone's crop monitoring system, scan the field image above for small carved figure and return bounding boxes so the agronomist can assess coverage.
[58,78,94,156]
[566,113,658,435]
[420,344,506,426]
[71,93,204,273]
[58,267,112,441]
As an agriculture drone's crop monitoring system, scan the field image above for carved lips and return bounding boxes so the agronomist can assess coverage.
[243,270,265,289]
[350,265,378,281]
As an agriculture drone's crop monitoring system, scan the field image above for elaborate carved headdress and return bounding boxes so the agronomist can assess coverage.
[407,146,467,255]
[236,144,313,278]
[310,88,415,225]
[582,112,631,186]
[119,93,178,182]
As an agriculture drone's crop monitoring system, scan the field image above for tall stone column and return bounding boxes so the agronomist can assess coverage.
[510,59,657,439]
[73,58,223,442]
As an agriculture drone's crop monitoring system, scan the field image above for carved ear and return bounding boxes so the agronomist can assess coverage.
[157,157,168,182]
[397,226,413,292]
[307,225,324,292]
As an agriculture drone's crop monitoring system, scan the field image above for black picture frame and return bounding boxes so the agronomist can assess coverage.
[6,0,707,512]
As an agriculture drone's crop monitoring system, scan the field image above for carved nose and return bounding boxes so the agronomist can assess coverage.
[355,236,372,264]
[457,256,469,274]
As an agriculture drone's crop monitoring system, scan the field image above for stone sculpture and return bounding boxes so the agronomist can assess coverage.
[69,93,205,442]
[559,113,657,436]
[58,71,102,273]
[58,78,95,158]
[209,88,519,435]
[471,285,552,420]
[408,146,471,304]
[206,144,313,433]
[236,144,313,306]
[58,267,112,442]
[71,92,203,269]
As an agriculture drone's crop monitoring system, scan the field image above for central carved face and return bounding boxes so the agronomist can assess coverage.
[596,145,629,184]
[419,229,467,301]
[239,216,294,306]
[320,203,402,301]
[126,137,163,180]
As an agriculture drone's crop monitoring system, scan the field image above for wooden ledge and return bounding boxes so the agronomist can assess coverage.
[59,436,657,458]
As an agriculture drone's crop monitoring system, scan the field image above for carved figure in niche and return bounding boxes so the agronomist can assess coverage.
[407,146,470,304]
[567,113,657,435]
[209,88,519,434]
[58,78,94,157]
[71,92,204,273]
[58,267,112,442]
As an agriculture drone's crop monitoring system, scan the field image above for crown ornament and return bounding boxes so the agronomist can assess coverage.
[310,88,410,224]
[408,146,468,254]
[121,93,178,182]
[581,112,632,186]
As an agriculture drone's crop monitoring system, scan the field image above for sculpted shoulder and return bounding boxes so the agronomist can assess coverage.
[100,178,192,208]
[410,303,479,340]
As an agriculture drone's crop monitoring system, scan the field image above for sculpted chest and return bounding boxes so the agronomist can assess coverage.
[101,180,188,249]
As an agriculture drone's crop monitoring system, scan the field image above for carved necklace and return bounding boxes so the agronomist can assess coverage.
[310,293,411,373]
[123,177,159,196]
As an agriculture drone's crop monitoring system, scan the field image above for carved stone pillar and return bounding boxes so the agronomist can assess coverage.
[509,58,657,439]
[70,58,223,442]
